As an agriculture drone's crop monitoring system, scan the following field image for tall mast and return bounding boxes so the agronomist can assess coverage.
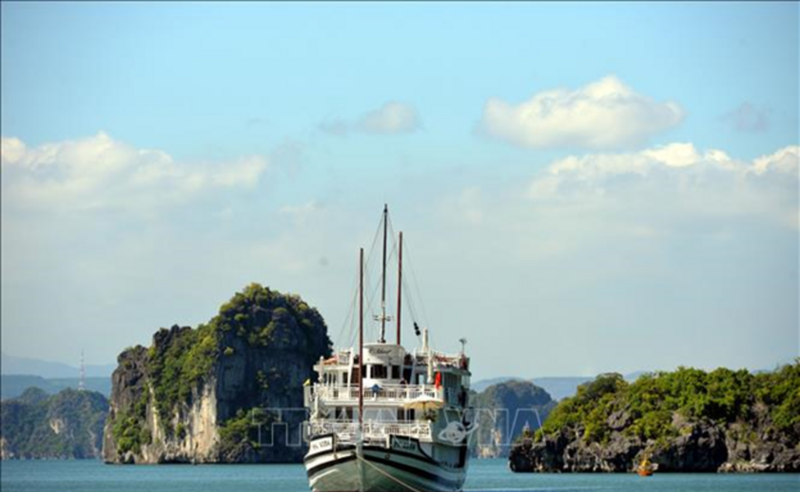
[379,204,388,343]
[396,231,403,345]
[358,247,364,428]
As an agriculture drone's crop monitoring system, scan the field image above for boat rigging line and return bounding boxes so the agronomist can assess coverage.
[356,453,426,492]
[358,247,364,428]
[334,205,432,348]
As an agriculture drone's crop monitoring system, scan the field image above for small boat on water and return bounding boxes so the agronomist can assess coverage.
[303,206,474,492]
[637,456,654,477]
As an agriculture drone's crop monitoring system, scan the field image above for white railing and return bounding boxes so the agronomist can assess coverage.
[316,351,469,371]
[306,420,432,443]
[307,384,442,404]
[425,351,470,371]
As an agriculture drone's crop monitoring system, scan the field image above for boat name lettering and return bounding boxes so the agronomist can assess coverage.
[368,347,393,355]
[391,437,419,453]
[310,437,333,453]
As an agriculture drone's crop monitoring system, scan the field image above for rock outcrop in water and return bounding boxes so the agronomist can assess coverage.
[509,364,800,473]
[102,283,331,464]
[1,387,108,460]
[470,380,556,458]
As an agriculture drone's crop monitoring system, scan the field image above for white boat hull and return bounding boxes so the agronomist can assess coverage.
[305,442,467,492]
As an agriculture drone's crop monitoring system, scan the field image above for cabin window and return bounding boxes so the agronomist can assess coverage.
[391,365,401,379]
[371,365,387,379]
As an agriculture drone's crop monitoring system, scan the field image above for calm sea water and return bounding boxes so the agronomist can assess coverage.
[1,459,798,492]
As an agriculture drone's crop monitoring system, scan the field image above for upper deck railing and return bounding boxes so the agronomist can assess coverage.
[306,384,442,406]
[318,349,470,372]
[305,420,433,444]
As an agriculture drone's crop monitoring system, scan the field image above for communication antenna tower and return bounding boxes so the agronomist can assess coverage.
[78,350,86,391]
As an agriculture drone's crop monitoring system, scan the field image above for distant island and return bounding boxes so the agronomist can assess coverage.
[0,387,108,459]
[0,352,114,400]
[1,351,115,379]
[1,375,111,400]
[471,374,649,402]
[509,363,800,473]
[471,380,556,458]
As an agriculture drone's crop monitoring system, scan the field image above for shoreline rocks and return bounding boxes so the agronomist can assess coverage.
[509,367,800,473]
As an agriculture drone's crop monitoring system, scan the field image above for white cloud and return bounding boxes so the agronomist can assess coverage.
[481,75,685,150]
[530,142,754,196]
[422,144,799,305]
[0,137,27,164]
[641,142,701,168]
[212,156,267,187]
[2,131,138,178]
[320,102,421,136]
[1,132,268,212]
[750,145,799,176]
[526,142,798,231]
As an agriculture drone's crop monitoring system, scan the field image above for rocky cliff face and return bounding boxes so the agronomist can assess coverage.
[102,283,331,464]
[509,417,800,473]
[509,366,800,473]
[1,387,108,460]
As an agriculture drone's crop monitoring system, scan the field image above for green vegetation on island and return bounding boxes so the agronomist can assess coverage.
[1,387,108,459]
[146,324,217,433]
[103,282,331,464]
[109,387,151,457]
[140,283,329,435]
[510,362,800,472]
[537,364,799,445]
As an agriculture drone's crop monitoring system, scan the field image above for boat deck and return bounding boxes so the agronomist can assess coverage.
[306,383,443,406]
[305,420,433,444]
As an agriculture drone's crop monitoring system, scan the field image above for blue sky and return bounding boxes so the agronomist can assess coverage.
[1,2,798,379]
